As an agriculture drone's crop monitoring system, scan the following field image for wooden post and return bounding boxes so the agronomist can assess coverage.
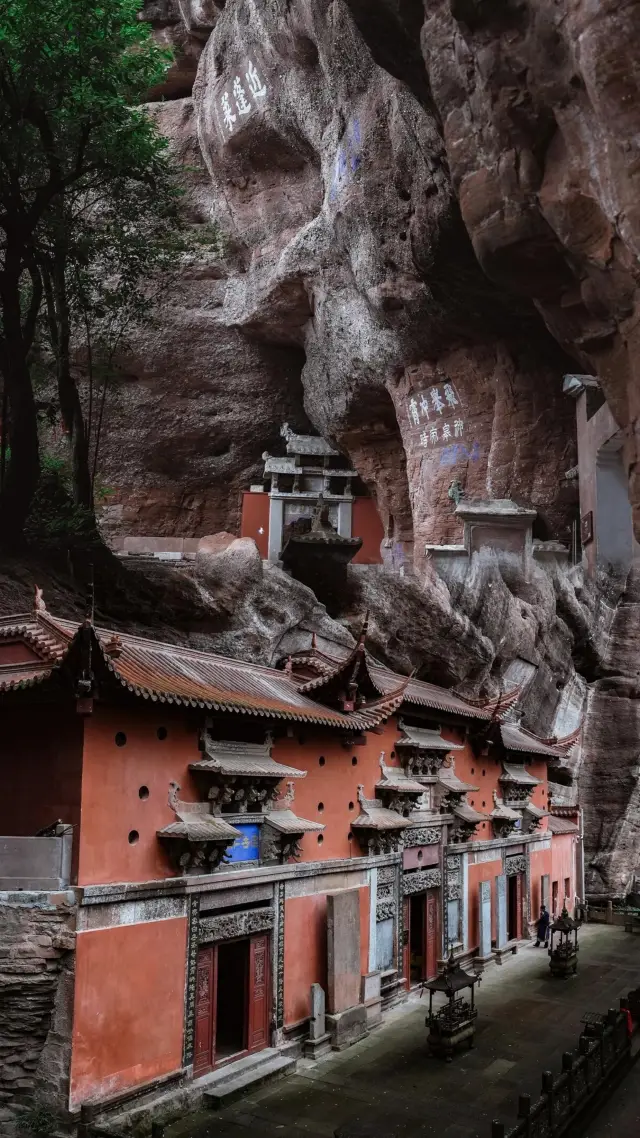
[491,1123,506,1138]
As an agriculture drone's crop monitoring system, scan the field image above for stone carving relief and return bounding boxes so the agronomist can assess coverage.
[376,900,396,923]
[505,855,527,877]
[404,827,441,848]
[199,905,273,944]
[403,869,442,895]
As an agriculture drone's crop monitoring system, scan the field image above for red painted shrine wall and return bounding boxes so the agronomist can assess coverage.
[239,492,383,564]
[70,917,187,1108]
[467,859,503,951]
[444,730,550,840]
[78,705,199,886]
[240,492,270,559]
[529,844,553,920]
[283,886,370,1027]
[352,498,384,564]
[0,704,83,842]
[274,719,399,862]
[551,833,577,914]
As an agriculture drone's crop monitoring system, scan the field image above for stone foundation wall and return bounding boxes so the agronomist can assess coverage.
[0,892,77,1128]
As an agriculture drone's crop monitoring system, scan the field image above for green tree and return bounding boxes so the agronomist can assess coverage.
[0,0,179,543]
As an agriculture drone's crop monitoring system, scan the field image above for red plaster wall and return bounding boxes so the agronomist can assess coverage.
[529,845,553,920]
[449,732,550,841]
[79,704,200,886]
[273,720,399,862]
[240,492,270,559]
[283,885,370,1027]
[70,917,187,1108]
[467,859,503,951]
[0,704,83,844]
[551,833,577,914]
[352,498,384,564]
[283,894,327,1026]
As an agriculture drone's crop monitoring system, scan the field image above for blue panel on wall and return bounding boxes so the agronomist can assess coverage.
[227,823,260,863]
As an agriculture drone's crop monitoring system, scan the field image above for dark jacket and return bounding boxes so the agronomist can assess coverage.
[537,910,551,939]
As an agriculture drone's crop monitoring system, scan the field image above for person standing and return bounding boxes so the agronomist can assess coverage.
[535,905,551,947]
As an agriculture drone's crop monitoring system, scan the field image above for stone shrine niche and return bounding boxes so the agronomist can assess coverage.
[190,735,306,815]
[260,782,324,863]
[394,721,463,780]
[375,752,425,817]
[157,782,240,874]
[352,786,408,855]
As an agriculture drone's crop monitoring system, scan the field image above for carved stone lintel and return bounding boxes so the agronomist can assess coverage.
[403,869,442,895]
[404,826,442,848]
[199,906,274,944]
[505,854,527,876]
[447,855,461,870]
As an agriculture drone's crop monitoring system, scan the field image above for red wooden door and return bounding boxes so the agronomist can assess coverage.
[402,898,411,990]
[248,934,269,1052]
[515,874,524,940]
[194,944,217,1076]
[425,891,438,980]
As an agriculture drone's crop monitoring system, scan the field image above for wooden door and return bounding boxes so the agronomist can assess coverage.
[248,934,269,1052]
[425,890,439,980]
[402,897,411,990]
[515,874,524,940]
[194,944,217,1076]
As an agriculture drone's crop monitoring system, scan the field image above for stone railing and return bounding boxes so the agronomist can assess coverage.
[490,998,636,1138]
[0,826,73,889]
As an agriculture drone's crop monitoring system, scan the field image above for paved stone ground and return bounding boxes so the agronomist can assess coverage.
[167,925,639,1138]
[581,1053,640,1137]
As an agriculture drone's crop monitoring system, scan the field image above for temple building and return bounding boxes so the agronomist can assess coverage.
[564,373,640,577]
[240,423,384,565]
[0,598,581,1127]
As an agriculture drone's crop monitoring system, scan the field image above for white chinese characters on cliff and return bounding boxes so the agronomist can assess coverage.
[219,60,268,135]
[407,382,480,467]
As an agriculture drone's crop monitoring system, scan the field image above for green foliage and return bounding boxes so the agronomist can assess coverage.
[24,451,98,548]
[0,0,196,536]
[19,1103,58,1135]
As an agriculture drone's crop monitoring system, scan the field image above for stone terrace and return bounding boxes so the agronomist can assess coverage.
[167,925,639,1138]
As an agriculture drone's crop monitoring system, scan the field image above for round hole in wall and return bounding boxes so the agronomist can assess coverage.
[399,231,407,241]
[319,756,326,767]
[115,732,127,747]
[390,750,396,758]
[482,823,486,829]
[157,726,168,741]
[317,834,324,845]
[348,801,354,811]
[347,832,353,841]
[417,850,423,862]
[128,830,139,844]
[138,786,150,800]
[482,801,486,808]
[318,802,325,813]
[470,767,475,775]
[482,769,486,777]
[351,756,358,766]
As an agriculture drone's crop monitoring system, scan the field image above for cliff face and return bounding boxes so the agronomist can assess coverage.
[86,0,640,896]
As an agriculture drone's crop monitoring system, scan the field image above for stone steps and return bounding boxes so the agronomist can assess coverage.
[202,1049,295,1109]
